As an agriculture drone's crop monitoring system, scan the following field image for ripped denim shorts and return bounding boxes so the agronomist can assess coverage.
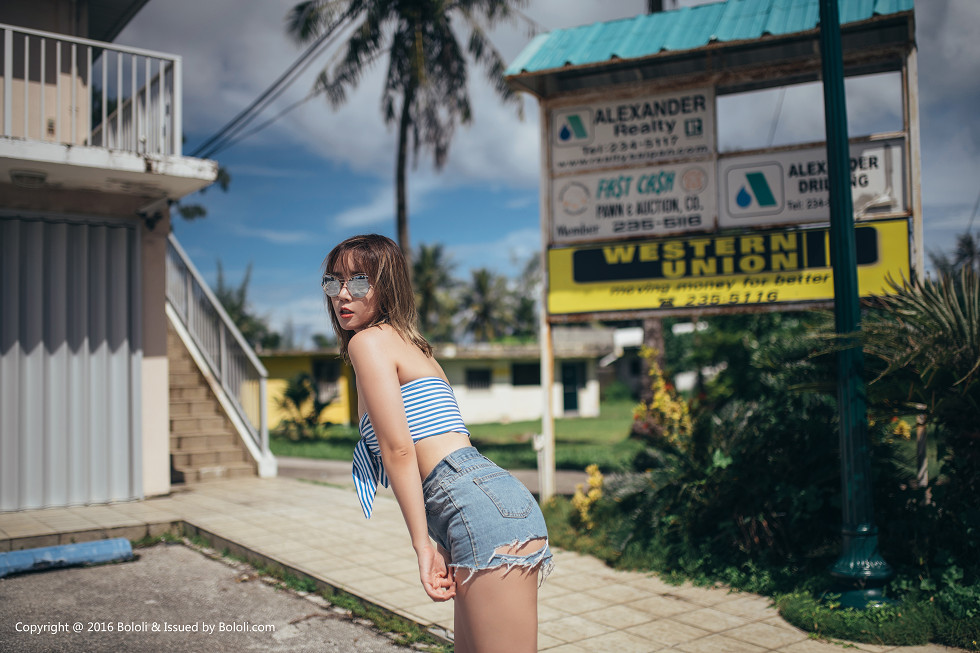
[423,447,553,584]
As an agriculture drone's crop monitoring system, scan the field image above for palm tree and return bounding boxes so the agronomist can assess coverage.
[860,269,980,511]
[461,267,510,342]
[413,242,456,340]
[511,252,540,340]
[286,0,528,259]
[929,231,980,277]
[214,260,281,350]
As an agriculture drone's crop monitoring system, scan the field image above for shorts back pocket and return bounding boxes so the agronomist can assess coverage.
[473,470,534,519]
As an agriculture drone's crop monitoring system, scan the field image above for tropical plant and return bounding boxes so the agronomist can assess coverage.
[460,267,511,342]
[511,252,540,340]
[929,231,980,277]
[214,260,281,350]
[286,0,528,258]
[860,268,980,566]
[541,259,980,650]
[862,270,980,424]
[274,372,336,441]
[413,242,457,341]
[567,329,907,590]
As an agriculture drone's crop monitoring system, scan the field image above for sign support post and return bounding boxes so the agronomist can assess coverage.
[538,103,557,504]
[819,0,894,608]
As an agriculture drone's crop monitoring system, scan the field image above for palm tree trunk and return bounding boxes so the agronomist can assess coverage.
[396,83,415,263]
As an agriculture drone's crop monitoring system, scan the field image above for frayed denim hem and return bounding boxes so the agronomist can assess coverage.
[451,536,554,587]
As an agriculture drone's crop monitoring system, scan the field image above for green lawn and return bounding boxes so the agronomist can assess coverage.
[270,400,640,471]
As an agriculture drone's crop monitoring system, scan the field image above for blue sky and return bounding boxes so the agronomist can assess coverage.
[117,0,980,347]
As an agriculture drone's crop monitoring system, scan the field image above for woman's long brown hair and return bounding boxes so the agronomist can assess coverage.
[323,234,432,363]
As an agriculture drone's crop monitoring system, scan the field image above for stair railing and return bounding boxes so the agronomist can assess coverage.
[165,234,270,464]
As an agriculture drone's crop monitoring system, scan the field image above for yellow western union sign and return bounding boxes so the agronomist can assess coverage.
[548,218,909,315]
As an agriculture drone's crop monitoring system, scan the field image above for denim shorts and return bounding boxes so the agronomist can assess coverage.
[423,447,553,583]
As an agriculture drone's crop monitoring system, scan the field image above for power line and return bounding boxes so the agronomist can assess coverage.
[190,8,354,159]
[209,90,323,156]
[767,87,786,147]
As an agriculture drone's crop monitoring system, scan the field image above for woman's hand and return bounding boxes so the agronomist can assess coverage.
[417,543,455,602]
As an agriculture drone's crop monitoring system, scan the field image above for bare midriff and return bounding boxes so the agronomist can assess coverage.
[414,431,473,479]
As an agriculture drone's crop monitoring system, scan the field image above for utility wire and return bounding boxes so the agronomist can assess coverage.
[190,8,354,159]
[209,90,323,157]
[766,87,785,147]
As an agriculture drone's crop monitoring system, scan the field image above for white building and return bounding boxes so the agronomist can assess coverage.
[436,327,613,424]
[1,1,270,512]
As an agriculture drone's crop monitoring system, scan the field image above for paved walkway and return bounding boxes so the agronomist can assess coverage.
[0,476,963,652]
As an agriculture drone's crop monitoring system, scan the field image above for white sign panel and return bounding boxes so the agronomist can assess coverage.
[718,137,906,228]
[551,88,715,174]
[551,161,717,244]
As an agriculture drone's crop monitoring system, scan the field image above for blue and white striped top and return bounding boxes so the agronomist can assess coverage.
[352,376,470,518]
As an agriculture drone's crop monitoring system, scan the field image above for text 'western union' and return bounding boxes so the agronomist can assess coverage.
[602,233,801,278]
[571,227,880,284]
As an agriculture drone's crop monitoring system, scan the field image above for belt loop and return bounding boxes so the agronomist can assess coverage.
[444,453,463,472]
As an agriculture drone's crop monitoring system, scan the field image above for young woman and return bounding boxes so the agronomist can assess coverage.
[322,234,552,653]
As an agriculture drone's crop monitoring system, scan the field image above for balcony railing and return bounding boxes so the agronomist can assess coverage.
[1,22,181,156]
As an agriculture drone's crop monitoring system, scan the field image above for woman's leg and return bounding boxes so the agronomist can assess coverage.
[453,593,474,653]
[453,538,547,653]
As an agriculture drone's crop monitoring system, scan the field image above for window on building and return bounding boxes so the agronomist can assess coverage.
[312,359,341,404]
[465,368,492,390]
[512,363,540,386]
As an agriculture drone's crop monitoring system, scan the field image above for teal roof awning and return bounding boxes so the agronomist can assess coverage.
[505,0,914,78]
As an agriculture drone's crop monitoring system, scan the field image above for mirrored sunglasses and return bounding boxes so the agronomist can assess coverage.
[322,274,371,298]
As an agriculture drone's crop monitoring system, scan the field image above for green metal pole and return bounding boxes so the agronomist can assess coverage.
[818,0,893,609]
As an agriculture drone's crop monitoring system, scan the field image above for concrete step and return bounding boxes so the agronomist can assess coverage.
[169,372,208,389]
[172,460,257,484]
[170,415,228,433]
[171,446,249,468]
[170,431,238,451]
[169,400,222,418]
[167,360,198,374]
[170,386,211,402]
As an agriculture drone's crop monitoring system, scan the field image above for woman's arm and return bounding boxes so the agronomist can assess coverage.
[348,329,455,601]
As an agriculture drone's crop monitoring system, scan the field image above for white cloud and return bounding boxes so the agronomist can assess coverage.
[449,228,541,277]
[329,175,443,229]
[330,183,396,228]
[232,224,316,244]
[505,194,538,210]
[119,0,648,185]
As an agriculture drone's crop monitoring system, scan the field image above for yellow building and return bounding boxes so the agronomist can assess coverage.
[260,350,357,430]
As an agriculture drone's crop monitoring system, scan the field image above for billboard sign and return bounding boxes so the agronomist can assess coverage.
[551,88,715,173]
[719,137,906,228]
[547,218,909,315]
[551,161,716,244]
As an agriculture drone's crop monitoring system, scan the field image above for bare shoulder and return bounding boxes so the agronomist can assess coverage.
[349,326,395,353]
[348,325,402,362]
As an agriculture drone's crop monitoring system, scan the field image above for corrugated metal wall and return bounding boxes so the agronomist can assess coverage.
[0,213,142,511]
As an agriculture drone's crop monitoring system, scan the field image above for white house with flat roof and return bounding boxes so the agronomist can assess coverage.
[1,1,274,512]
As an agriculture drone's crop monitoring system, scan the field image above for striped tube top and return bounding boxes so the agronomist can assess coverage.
[352,376,470,518]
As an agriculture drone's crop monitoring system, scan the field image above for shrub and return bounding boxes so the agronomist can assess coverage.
[601,380,635,402]
[273,372,335,441]
[544,300,979,649]
[777,593,935,647]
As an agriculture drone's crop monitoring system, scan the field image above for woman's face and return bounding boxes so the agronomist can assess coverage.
[327,255,379,333]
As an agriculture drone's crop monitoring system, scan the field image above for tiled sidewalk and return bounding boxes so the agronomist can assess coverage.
[0,477,962,652]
